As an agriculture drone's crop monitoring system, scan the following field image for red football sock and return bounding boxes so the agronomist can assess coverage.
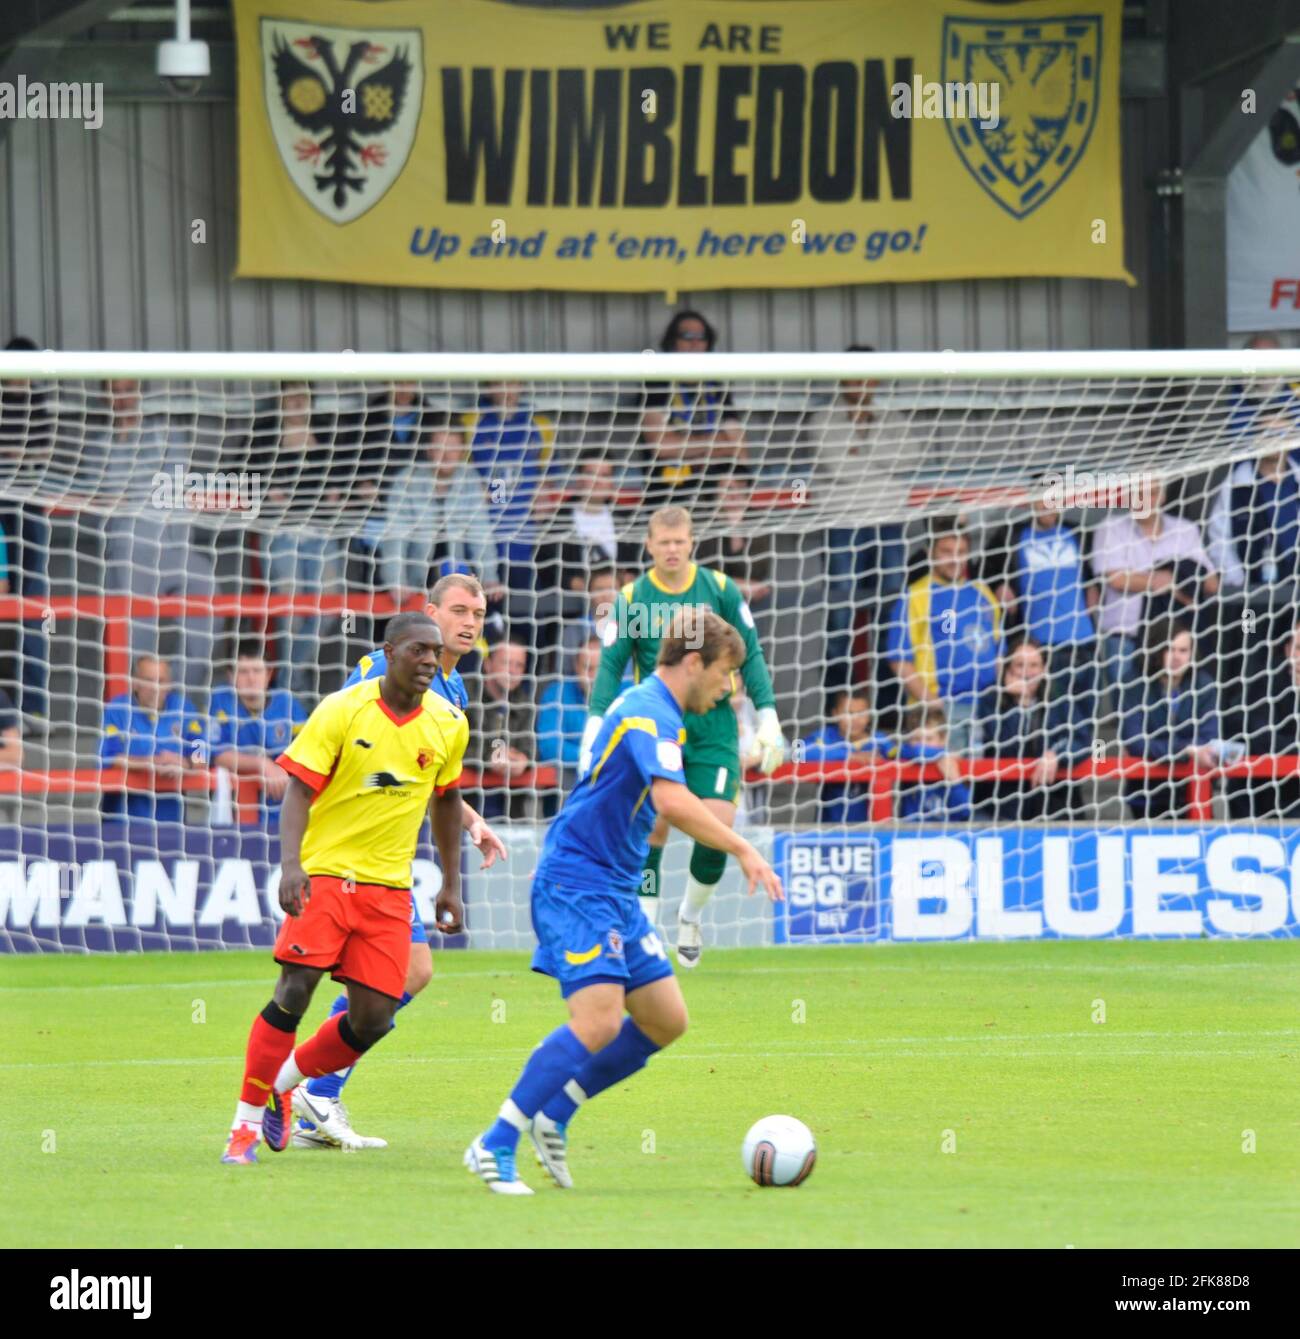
[293,1013,368,1079]
[239,1003,300,1106]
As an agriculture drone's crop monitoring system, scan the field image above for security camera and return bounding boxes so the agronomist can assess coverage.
[157,37,210,97]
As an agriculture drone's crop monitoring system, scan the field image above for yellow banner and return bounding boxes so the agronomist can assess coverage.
[233,0,1132,293]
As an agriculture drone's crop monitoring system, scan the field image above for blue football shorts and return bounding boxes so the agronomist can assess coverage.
[529,876,674,998]
[409,891,429,946]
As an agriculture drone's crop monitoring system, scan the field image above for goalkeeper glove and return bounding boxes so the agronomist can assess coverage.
[755,707,789,775]
[578,715,604,779]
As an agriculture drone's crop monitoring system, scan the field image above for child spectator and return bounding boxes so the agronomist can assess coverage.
[977,638,1087,820]
[1121,619,1220,819]
[800,689,893,824]
[895,703,974,822]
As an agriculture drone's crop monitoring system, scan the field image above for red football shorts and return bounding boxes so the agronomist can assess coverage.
[273,875,412,1001]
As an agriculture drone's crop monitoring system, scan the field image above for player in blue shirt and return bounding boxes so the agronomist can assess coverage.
[209,644,308,826]
[98,655,207,822]
[292,574,508,1150]
[464,611,783,1194]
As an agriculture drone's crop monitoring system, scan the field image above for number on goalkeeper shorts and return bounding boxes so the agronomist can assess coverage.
[641,932,666,959]
[716,767,727,795]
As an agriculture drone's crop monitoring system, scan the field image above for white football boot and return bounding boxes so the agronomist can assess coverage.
[529,1113,573,1189]
[464,1138,534,1195]
[292,1088,388,1150]
[675,913,703,969]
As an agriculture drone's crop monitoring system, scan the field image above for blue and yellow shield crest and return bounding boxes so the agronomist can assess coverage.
[941,15,1102,218]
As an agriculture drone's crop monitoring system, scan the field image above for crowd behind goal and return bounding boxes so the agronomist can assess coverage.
[1,322,1300,831]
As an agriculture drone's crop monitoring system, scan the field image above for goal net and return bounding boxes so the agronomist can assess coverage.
[2,348,1300,953]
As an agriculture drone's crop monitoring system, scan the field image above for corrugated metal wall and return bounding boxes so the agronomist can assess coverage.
[0,93,1156,353]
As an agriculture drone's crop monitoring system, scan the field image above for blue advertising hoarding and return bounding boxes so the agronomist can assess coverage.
[774,827,1300,942]
[0,823,451,953]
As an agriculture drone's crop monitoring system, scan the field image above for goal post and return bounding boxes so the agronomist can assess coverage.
[2,347,1300,953]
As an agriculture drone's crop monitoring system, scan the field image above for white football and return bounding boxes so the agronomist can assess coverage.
[742,1115,816,1187]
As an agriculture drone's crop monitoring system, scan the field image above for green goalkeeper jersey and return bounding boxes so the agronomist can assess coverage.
[588,562,777,716]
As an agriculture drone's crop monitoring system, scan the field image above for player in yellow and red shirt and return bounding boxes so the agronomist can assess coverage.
[221,612,469,1165]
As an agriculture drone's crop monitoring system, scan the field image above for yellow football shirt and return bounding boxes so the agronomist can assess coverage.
[277,678,469,889]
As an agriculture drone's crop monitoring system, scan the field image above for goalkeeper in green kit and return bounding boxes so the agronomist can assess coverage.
[580,505,788,967]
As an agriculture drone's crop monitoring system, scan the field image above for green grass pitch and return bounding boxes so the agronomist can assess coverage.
[3,940,1297,1248]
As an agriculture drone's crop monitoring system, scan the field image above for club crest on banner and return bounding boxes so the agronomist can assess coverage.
[941,15,1102,219]
[260,18,423,224]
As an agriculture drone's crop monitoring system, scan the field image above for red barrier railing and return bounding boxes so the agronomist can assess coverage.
[741,756,1300,821]
[0,757,1289,824]
[0,764,558,825]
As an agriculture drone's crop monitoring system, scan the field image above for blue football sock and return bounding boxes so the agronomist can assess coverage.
[306,991,414,1101]
[541,1018,660,1125]
[482,1024,591,1154]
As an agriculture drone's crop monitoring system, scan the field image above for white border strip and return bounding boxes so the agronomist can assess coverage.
[2,350,1300,381]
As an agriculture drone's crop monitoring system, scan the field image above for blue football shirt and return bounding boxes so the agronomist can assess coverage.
[1013,521,1095,646]
[208,687,308,756]
[537,674,688,896]
[344,647,469,711]
[98,689,207,821]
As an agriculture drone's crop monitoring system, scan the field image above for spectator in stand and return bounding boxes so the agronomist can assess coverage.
[977,637,1087,820]
[1225,334,1300,439]
[536,635,602,792]
[534,453,636,615]
[88,379,218,700]
[346,381,430,609]
[986,495,1099,763]
[98,654,207,823]
[800,689,894,824]
[559,566,622,667]
[639,310,749,506]
[466,638,537,821]
[1091,480,1219,720]
[804,345,909,694]
[208,643,308,827]
[253,383,348,697]
[460,381,558,642]
[1227,618,1300,819]
[1205,428,1300,730]
[378,419,504,612]
[0,334,53,726]
[0,685,23,768]
[887,518,1002,754]
[1121,620,1220,820]
[691,471,776,615]
[895,703,974,822]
